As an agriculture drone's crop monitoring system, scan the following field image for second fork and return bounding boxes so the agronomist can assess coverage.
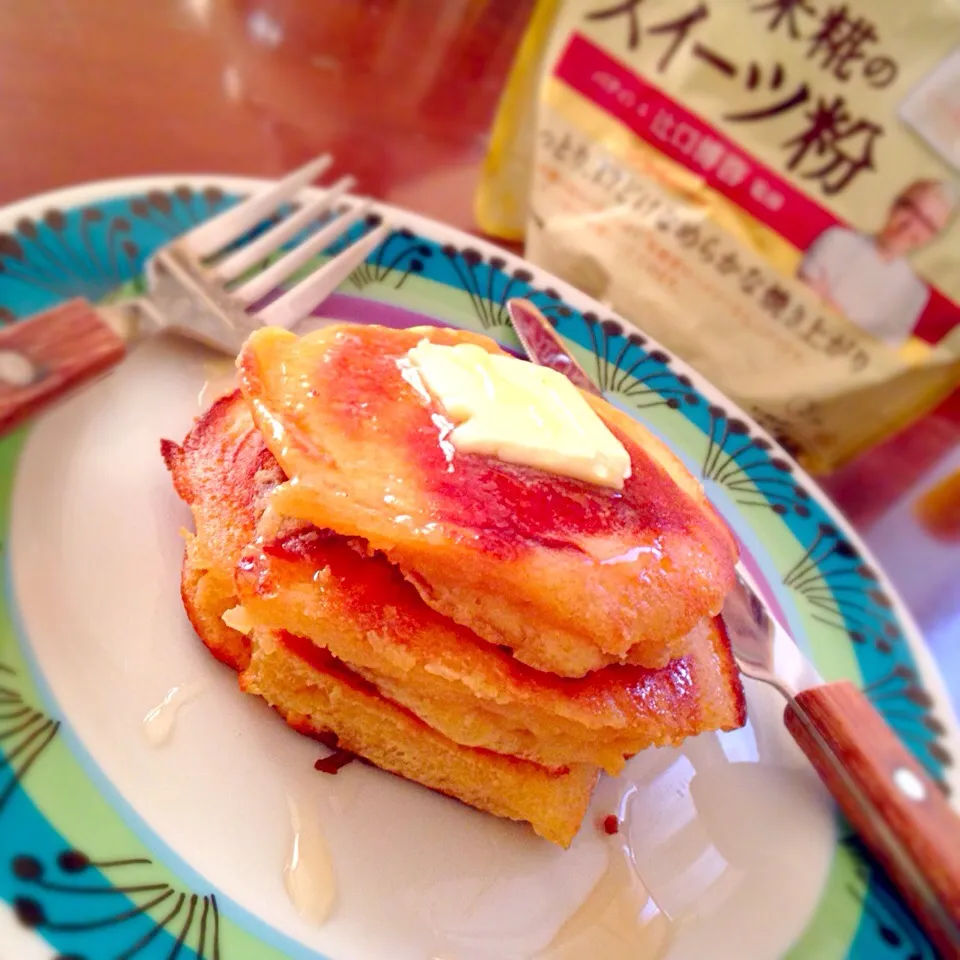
[0,155,388,434]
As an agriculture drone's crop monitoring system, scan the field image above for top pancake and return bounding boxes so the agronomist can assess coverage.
[238,323,738,677]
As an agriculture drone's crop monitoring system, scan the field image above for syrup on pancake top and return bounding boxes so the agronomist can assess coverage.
[238,323,738,677]
[233,525,745,775]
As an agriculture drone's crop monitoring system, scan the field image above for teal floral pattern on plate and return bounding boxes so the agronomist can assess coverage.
[0,178,954,960]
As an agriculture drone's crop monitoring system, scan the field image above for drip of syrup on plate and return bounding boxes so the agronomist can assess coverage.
[141,681,208,747]
[284,793,336,926]
[538,832,673,960]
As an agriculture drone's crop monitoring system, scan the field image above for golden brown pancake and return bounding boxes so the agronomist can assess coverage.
[237,324,739,676]
[234,525,745,775]
[162,391,284,671]
[164,379,746,846]
[241,627,599,847]
[165,392,600,845]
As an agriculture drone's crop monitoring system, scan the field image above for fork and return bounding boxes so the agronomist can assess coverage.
[508,296,960,956]
[0,154,388,433]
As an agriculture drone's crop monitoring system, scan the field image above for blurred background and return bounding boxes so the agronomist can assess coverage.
[0,0,955,689]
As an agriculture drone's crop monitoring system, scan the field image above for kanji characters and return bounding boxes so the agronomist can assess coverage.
[751,0,898,88]
[675,122,701,154]
[692,136,725,172]
[751,0,816,39]
[585,0,895,198]
[808,5,877,82]
[750,178,785,211]
[783,96,882,193]
[717,153,751,187]
[649,109,705,160]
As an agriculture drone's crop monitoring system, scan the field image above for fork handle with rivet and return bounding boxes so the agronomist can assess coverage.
[506,297,960,953]
[784,681,960,958]
[0,299,126,435]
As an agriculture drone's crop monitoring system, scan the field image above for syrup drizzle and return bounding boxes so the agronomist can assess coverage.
[141,681,208,747]
[198,360,238,410]
[539,845,672,959]
[284,794,336,925]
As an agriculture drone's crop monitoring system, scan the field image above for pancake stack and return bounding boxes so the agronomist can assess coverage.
[163,323,746,846]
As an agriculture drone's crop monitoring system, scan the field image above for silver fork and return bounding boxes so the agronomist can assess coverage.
[723,570,960,956]
[0,154,388,432]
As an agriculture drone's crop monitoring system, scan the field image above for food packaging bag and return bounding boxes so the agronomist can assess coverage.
[477,0,960,472]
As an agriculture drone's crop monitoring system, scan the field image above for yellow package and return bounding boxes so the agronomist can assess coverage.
[477,0,960,472]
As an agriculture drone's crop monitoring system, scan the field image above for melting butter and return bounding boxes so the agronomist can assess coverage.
[407,341,631,489]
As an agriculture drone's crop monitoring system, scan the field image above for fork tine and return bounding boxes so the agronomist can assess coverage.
[181,153,333,259]
[255,221,390,329]
[231,199,373,306]
[211,175,356,283]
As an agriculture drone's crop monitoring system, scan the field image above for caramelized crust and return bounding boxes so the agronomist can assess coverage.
[242,628,598,847]
[162,390,284,671]
[164,383,745,845]
[238,324,739,676]
[164,393,601,844]
[235,527,746,774]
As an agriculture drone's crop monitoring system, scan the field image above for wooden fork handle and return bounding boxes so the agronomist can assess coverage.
[0,298,126,435]
[785,680,960,957]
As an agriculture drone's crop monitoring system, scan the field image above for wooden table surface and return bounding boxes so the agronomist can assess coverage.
[0,0,957,699]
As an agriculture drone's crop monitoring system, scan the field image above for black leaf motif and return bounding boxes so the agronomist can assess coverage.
[10,846,223,957]
[12,855,42,880]
[43,210,66,232]
[0,234,25,260]
[16,219,37,241]
[146,191,172,214]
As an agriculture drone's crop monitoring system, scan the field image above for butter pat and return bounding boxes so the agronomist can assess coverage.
[407,340,631,489]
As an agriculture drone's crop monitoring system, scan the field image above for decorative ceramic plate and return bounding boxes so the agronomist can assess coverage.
[0,175,956,960]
